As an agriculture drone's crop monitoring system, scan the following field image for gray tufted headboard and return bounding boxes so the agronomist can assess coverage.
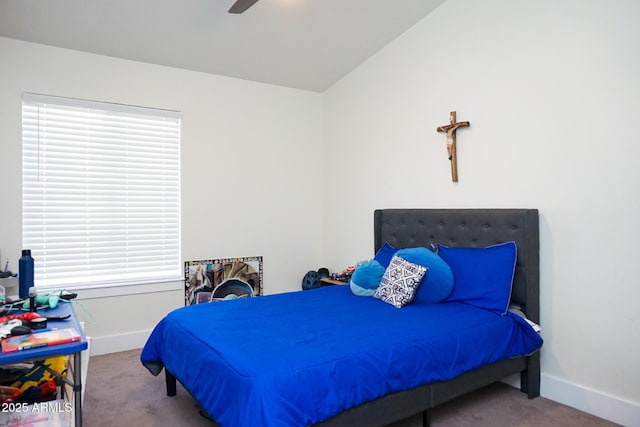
[373,209,539,323]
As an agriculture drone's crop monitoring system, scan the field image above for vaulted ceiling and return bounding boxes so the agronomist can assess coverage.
[0,0,445,92]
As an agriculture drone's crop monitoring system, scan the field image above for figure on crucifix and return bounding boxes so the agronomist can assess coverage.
[439,122,467,159]
[436,111,470,182]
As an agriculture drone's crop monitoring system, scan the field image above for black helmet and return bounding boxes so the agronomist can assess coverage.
[317,267,330,279]
[301,270,321,290]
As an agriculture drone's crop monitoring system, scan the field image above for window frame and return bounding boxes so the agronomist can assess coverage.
[21,93,182,293]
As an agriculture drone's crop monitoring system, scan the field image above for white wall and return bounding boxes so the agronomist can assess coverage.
[2,0,639,423]
[323,0,640,425]
[0,37,324,354]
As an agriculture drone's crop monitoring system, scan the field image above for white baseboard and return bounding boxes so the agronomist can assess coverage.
[89,329,150,356]
[504,373,640,427]
[541,374,640,427]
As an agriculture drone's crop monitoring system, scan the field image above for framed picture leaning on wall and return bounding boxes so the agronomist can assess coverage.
[184,256,263,306]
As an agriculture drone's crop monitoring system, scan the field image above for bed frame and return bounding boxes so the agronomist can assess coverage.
[164,208,540,427]
[315,208,541,427]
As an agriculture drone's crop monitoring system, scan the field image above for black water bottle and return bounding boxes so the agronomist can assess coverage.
[19,249,34,299]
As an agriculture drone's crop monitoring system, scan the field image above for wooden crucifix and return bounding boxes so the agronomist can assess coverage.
[436,111,470,182]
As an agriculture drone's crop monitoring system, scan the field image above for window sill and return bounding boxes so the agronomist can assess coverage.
[38,279,184,300]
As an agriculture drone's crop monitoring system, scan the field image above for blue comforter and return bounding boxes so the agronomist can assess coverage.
[141,285,542,426]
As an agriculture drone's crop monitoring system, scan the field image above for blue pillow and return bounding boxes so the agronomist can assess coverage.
[394,247,454,303]
[374,242,397,268]
[438,241,517,315]
[349,259,386,296]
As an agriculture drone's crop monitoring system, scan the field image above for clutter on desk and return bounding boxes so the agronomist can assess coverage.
[0,313,45,340]
[0,288,78,342]
[0,289,78,315]
[301,265,356,290]
[2,328,82,353]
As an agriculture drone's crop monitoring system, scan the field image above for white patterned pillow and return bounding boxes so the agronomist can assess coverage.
[374,255,428,308]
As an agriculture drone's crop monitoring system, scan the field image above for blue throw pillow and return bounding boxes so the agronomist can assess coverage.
[374,242,397,268]
[349,259,386,296]
[438,241,517,315]
[395,247,454,303]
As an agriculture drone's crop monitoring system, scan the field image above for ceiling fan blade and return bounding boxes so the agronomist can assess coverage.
[228,0,260,14]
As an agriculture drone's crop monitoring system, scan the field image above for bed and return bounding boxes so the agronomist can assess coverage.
[141,208,542,426]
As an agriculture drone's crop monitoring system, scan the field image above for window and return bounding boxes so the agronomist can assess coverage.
[22,93,181,290]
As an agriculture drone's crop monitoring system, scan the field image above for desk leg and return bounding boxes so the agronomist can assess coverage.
[74,351,83,427]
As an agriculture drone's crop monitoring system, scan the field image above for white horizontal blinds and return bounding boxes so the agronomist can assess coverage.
[22,94,181,288]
